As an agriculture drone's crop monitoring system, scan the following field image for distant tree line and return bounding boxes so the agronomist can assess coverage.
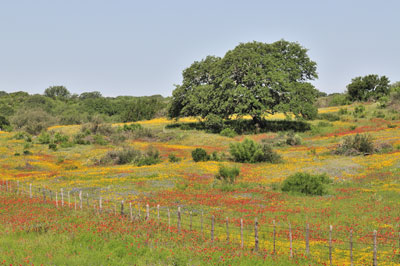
[0,86,168,134]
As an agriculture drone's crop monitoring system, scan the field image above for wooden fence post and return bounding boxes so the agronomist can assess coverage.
[55,192,58,207]
[42,189,46,202]
[211,215,215,242]
[86,193,89,207]
[129,202,133,221]
[5,180,8,192]
[177,207,181,234]
[273,220,276,255]
[289,222,293,257]
[157,205,160,223]
[74,195,77,210]
[255,218,259,252]
[146,204,150,220]
[305,223,310,255]
[68,191,70,207]
[190,211,193,231]
[240,218,244,249]
[201,211,204,234]
[167,208,171,229]
[350,229,353,266]
[120,200,124,216]
[138,204,141,219]
[99,196,102,212]
[61,189,64,207]
[373,230,377,266]
[29,183,32,198]
[79,191,82,210]
[226,217,229,242]
[329,225,333,266]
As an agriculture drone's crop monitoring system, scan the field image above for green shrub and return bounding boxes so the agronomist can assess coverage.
[37,131,51,144]
[318,113,340,121]
[204,114,224,133]
[335,133,374,155]
[281,172,331,196]
[48,143,57,151]
[220,128,237,138]
[191,148,209,162]
[286,132,302,146]
[99,147,142,165]
[53,132,69,144]
[353,105,366,117]
[338,108,348,115]
[317,121,332,127]
[136,147,161,166]
[168,154,181,163]
[229,139,281,163]
[23,150,32,155]
[10,109,55,135]
[215,165,240,184]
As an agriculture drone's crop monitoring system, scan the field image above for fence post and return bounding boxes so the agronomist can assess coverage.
[157,205,160,223]
[146,204,149,220]
[329,225,333,266]
[42,189,46,202]
[29,184,32,198]
[177,207,181,234]
[305,223,310,255]
[350,229,353,266]
[255,218,259,252]
[99,196,102,212]
[5,180,8,192]
[86,193,89,207]
[55,192,58,207]
[167,208,171,229]
[17,181,19,194]
[129,202,133,221]
[79,191,82,210]
[273,220,276,255]
[289,222,293,257]
[201,211,204,234]
[190,211,193,231]
[226,217,229,242]
[373,230,377,266]
[240,218,244,248]
[61,189,64,207]
[211,215,215,242]
[68,191,70,207]
[120,200,124,216]
[74,195,77,210]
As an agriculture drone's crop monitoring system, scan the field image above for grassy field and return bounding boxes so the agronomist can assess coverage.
[1,103,400,265]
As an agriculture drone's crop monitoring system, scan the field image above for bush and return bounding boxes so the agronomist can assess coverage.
[353,105,366,117]
[191,148,209,162]
[11,109,56,135]
[335,133,374,155]
[168,154,182,163]
[48,143,57,151]
[338,108,348,115]
[286,132,302,146]
[229,139,281,163]
[281,172,331,196]
[215,165,240,184]
[204,114,224,133]
[318,113,340,121]
[99,147,142,165]
[37,131,51,144]
[220,128,237,138]
[136,147,161,166]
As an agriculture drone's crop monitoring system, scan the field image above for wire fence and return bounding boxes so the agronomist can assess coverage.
[1,179,399,265]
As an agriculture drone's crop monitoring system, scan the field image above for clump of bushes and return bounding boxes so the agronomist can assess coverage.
[168,154,182,163]
[192,148,209,162]
[281,172,331,196]
[215,165,240,184]
[285,131,302,146]
[204,114,224,133]
[229,139,281,163]
[97,146,161,166]
[219,128,237,138]
[335,133,374,155]
[353,105,366,118]
[318,113,340,121]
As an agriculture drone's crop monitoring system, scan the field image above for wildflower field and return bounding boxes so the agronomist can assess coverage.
[1,103,400,265]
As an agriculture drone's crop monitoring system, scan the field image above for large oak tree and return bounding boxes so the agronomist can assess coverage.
[169,40,319,121]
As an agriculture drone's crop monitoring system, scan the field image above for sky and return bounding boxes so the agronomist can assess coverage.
[0,0,399,97]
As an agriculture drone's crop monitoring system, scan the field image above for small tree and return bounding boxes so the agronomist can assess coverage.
[281,172,331,196]
[192,148,209,162]
[44,86,71,100]
[229,138,281,163]
[347,74,390,102]
[215,165,240,184]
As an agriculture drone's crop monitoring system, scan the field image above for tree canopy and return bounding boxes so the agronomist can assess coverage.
[346,74,390,102]
[169,40,319,121]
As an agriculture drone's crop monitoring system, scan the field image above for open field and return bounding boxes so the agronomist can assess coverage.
[1,103,400,265]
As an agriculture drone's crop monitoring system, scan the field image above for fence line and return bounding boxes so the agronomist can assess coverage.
[0,180,399,265]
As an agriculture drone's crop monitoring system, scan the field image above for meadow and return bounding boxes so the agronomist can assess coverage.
[0,103,400,265]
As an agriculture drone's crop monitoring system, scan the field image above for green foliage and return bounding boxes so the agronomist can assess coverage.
[168,154,182,163]
[229,139,281,163]
[44,86,71,100]
[285,132,302,146]
[215,165,240,184]
[347,74,390,102]
[191,148,209,162]
[338,108,348,115]
[37,131,51,144]
[23,150,32,155]
[0,115,10,130]
[204,114,224,133]
[219,128,237,138]
[318,113,340,121]
[99,147,142,165]
[48,143,57,151]
[353,105,366,118]
[10,109,55,135]
[335,134,374,155]
[12,131,32,142]
[169,40,318,121]
[281,172,331,196]
[136,147,161,166]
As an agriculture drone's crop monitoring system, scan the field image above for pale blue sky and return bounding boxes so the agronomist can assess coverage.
[0,0,399,96]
